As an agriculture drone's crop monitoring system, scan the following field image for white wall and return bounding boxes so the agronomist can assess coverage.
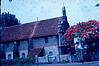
[19,50,28,58]
[45,46,59,55]
[6,52,13,59]
[19,40,28,58]
[5,42,14,52]
[38,56,48,63]
[33,36,58,48]
[1,0,99,26]
[19,40,28,50]
[5,42,14,59]
[38,45,59,62]
[5,40,28,59]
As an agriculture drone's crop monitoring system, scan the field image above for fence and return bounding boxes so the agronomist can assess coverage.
[0,53,99,66]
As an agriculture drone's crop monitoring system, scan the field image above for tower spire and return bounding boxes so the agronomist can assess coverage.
[62,6,66,17]
[62,6,69,34]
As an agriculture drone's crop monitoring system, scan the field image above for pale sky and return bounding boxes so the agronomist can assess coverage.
[1,0,99,26]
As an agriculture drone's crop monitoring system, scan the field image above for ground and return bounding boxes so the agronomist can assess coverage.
[1,61,99,66]
[29,61,99,66]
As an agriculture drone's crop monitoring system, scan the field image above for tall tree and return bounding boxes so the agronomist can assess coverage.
[64,20,99,61]
[0,12,20,27]
[64,20,99,40]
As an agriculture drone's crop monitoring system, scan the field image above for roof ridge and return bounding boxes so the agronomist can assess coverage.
[3,17,61,29]
[29,22,39,39]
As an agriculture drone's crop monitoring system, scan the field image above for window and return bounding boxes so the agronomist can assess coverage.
[8,54,11,60]
[45,37,48,43]
[9,0,12,2]
[22,53,25,58]
[48,51,53,56]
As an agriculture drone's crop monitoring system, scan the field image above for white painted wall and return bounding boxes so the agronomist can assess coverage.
[19,40,28,50]
[6,52,13,59]
[44,46,59,55]
[44,45,59,62]
[19,40,28,58]
[5,40,28,59]
[33,36,58,47]
[5,42,14,59]
[1,0,99,26]
[38,56,48,63]
[4,36,58,59]
[38,45,59,62]
[5,42,14,52]
[19,50,28,58]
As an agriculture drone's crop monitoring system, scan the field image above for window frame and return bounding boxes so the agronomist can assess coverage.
[8,54,11,60]
[22,53,25,58]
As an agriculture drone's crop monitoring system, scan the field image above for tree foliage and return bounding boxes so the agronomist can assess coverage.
[64,20,99,61]
[64,20,99,41]
[0,12,20,27]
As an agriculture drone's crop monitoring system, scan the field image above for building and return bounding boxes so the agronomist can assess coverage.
[0,6,70,63]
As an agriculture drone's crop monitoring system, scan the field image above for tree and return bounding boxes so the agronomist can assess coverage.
[64,20,99,41]
[64,20,99,61]
[0,12,20,27]
[0,13,20,59]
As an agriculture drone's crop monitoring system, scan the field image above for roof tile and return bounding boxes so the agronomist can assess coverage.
[1,17,61,42]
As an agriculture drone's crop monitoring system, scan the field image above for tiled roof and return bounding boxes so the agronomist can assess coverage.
[1,17,61,42]
[28,47,44,57]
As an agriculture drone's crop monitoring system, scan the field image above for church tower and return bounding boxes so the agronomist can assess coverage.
[62,6,69,34]
[58,6,69,47]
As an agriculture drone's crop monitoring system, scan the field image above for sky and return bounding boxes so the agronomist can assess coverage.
[1,0,99,26]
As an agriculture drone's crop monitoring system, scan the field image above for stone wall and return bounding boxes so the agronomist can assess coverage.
[19,40,28,58]
[38,45,59,63]
[33,36,58,48]
[5,42,14,59]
